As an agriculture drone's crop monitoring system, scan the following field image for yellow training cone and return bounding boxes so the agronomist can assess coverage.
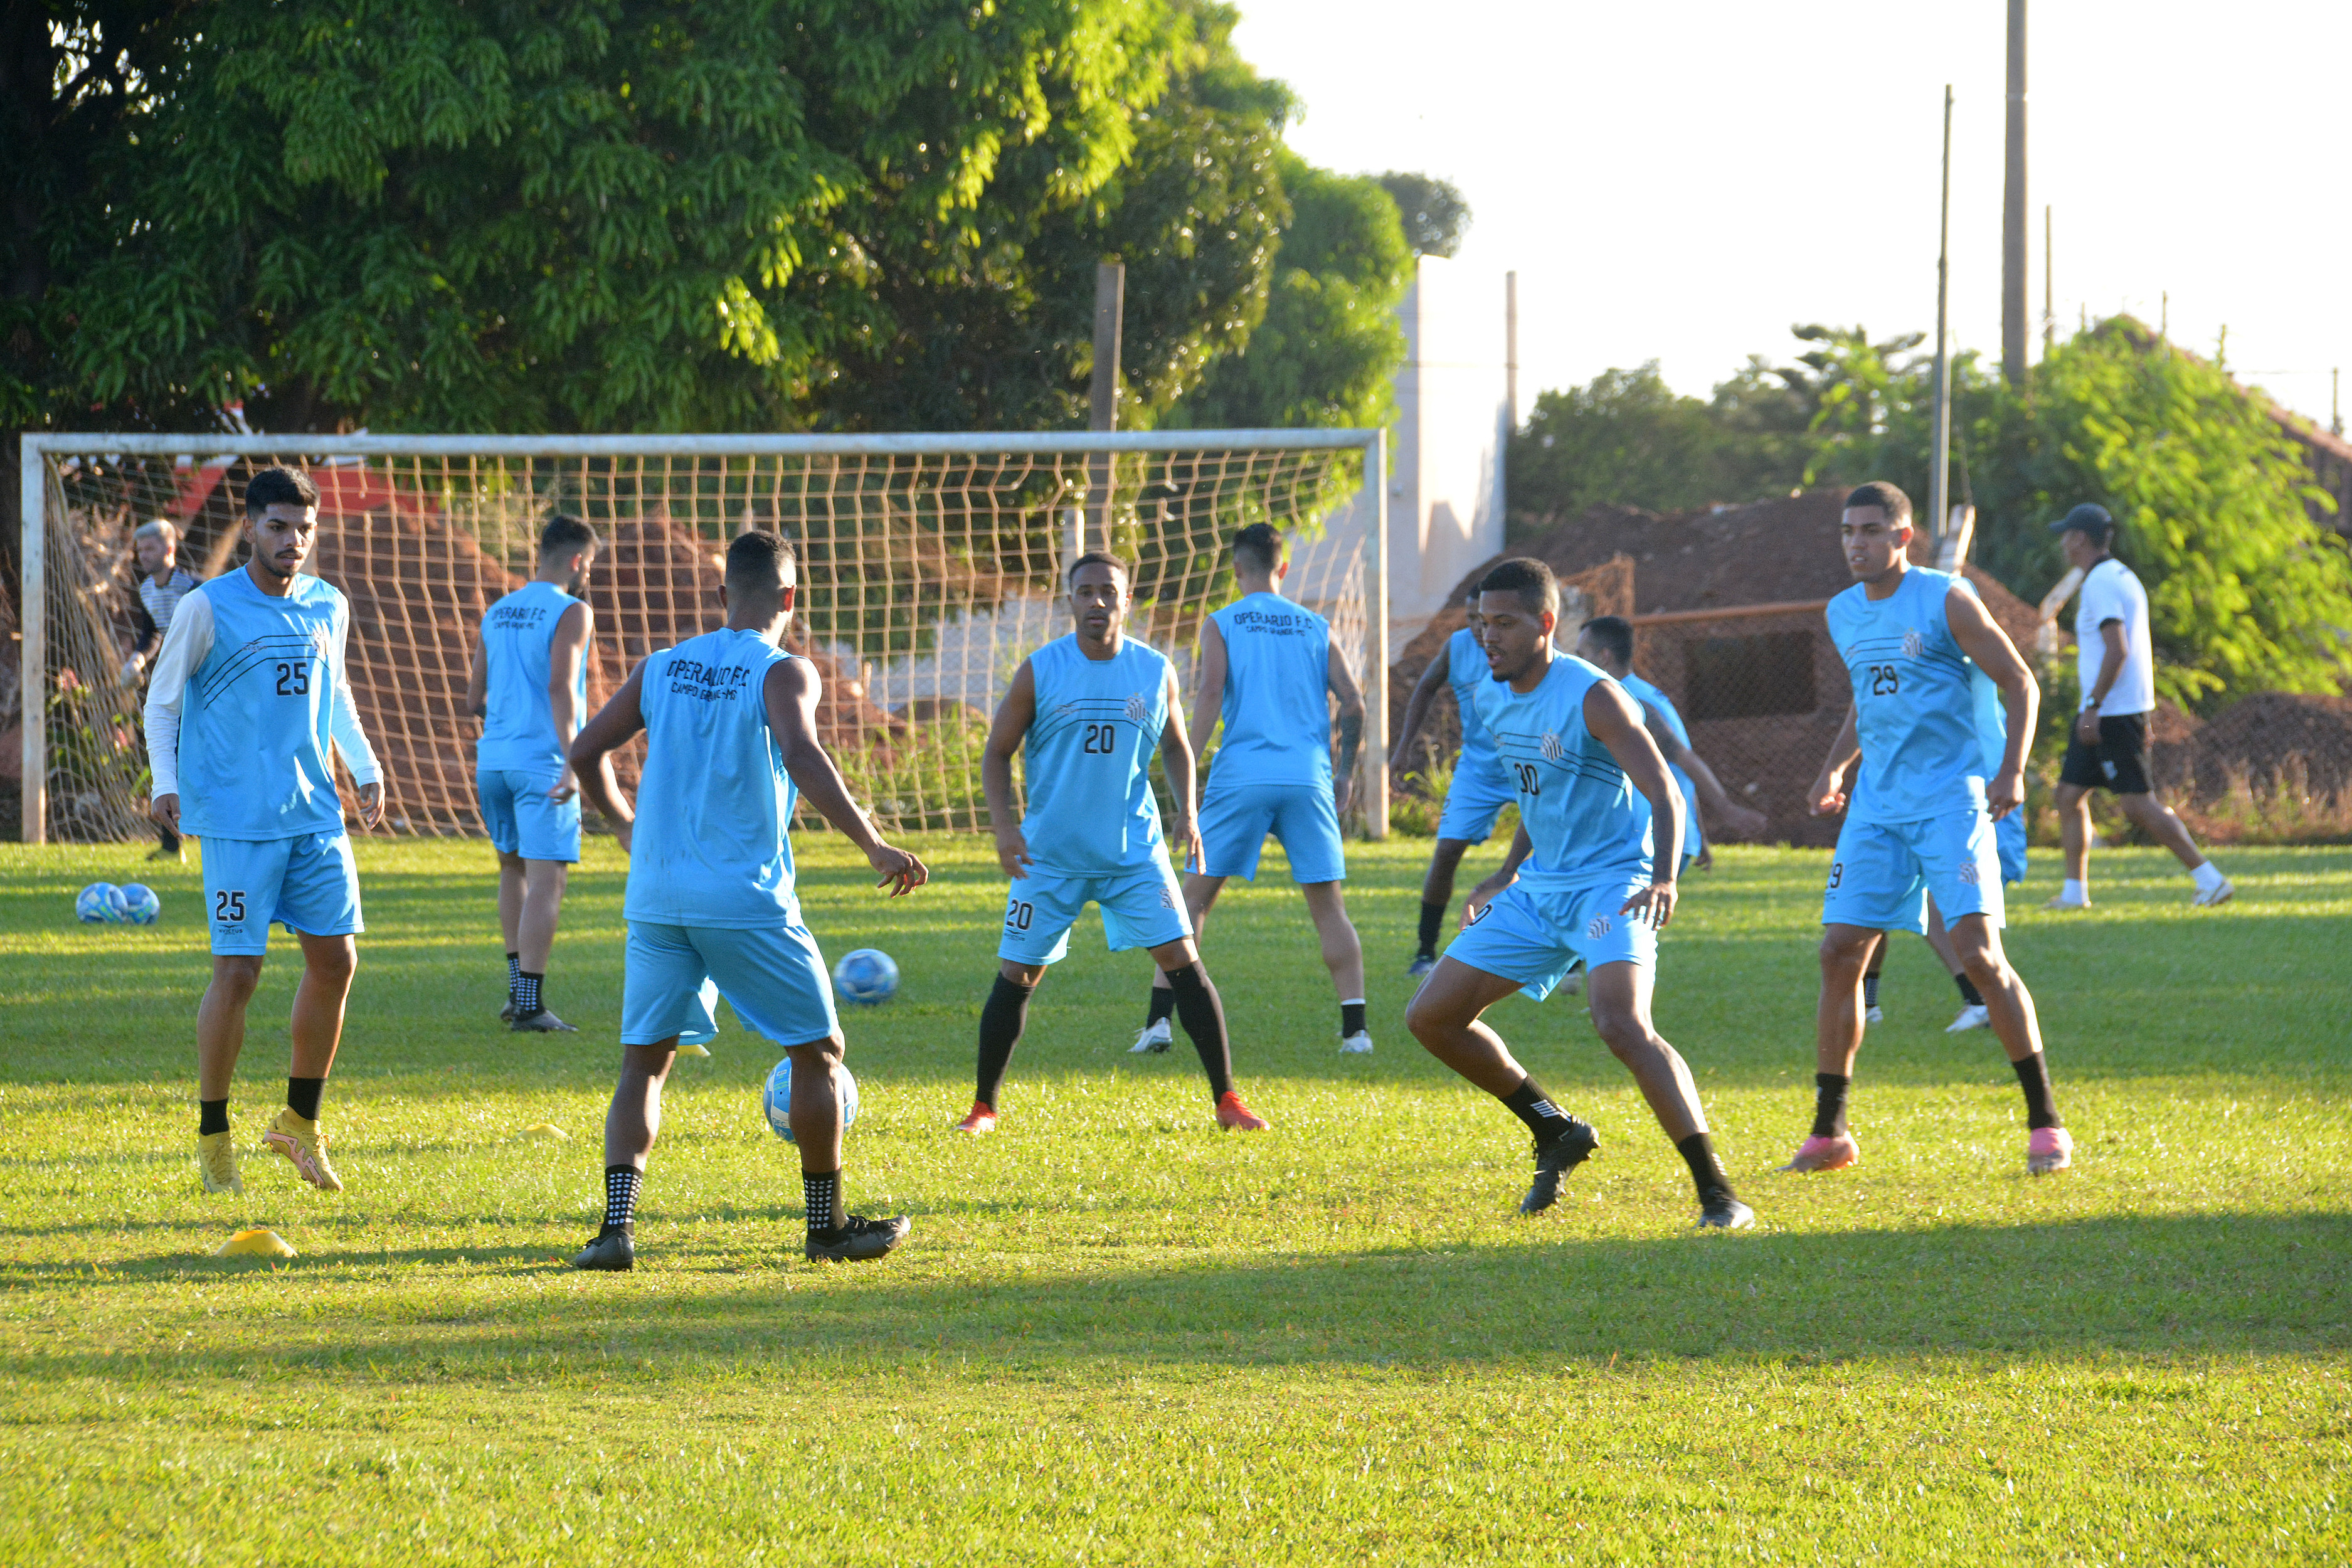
[677,1042,711,1058]
[522,1123,569,1142]
[214,1228,296,1258]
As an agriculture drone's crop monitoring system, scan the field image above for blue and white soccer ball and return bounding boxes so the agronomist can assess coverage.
[119,884,161,925]
[75,882,128,924]
[832,947,900,1006]
[763,1056,860,1143]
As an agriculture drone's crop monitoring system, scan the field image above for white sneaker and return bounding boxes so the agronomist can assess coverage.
[1945,1003,1991,1034]
[1864,1004,1884,1025]
[1130,1018,1173,1054]
[2192,874,2235,908]
[2042,893,2091,912]
[1338,1030,1374,1055]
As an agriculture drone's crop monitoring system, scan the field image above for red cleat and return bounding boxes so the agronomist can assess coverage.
[1214,1091,1270,1131]
[952,1101,997,1135]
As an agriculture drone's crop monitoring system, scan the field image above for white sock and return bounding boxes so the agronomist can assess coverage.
[2062,879,2087,904]
[2191,860,2225,893]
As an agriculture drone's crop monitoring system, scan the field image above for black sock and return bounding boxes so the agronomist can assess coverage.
[976,974,1034,1108]
[1862,973,1882,1009]
[2012,1052,2062,1130]
[803,1168,842,1234]
[1500,1075,1576,1139]
[1955,972,1985,1008]
[1416,901,1445,956]
[286,1076,324,1122]
[1340,999,1367,1037]
[507,951,521,999]
[516,970,544,1016]
[1677,1131,1735,1204]
[602,1164,642,1231]
[1812,1073,1850,1138]
[1164,962,1234,1100]
[1145,983,1177,1029]
[199,1098,230,1136]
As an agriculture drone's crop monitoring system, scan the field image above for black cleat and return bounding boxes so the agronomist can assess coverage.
[511,1008,579,1034]
[570,1226,635,1271]
[1519,1117,1601,1214]
[805,1214,910,1263]
[499,997,518,1024]
[1698,1195,1756,1230]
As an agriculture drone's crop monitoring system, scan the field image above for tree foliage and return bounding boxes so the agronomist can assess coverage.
[1374,171,1469,259]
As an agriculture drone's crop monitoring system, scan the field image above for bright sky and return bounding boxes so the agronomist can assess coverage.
[1231,0,2352,428]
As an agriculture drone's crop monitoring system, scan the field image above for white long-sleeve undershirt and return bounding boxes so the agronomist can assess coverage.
[142,582,383,800]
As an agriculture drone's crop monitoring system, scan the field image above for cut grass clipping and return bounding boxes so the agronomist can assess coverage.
[1,837,2344,1564]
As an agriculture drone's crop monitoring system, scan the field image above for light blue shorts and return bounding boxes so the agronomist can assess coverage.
[999,857,1191,967]
[478,767,581,863]
[1443,874,1658,1000]
[622,919,840,1050]
[1437,755,1518,844]
[1996,809,2028,886]
[1199,778,1346,884]
[1823,808,2006,934]
[200,832,364,956]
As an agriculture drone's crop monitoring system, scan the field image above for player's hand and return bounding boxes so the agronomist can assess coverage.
[120,657,142,686]
[1986,765,2025,822]
[868,842,928,897]
[150,793,179,832]
[995,829,1033,881]
[1697,846,1715,872]
[1727,802,1769,839]
[2074,707,2102,746]
[613,818,635,855]
[1808,766,1848,818]
[356,782,385,830]
[1333,775,1355,818]
[549,766,578,805]
[1621,879,1678,930]
[1459,873,1513,930]
[1175,814,1204,876]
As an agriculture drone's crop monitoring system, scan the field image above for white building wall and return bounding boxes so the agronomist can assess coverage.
[1291,253,1508,656]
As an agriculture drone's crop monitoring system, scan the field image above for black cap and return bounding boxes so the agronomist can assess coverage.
[2050,502,2114,539]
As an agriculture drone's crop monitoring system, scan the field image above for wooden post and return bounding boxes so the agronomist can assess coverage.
[1086,262,1125,553]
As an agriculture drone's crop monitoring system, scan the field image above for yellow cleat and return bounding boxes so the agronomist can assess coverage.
[261,1108,344,1192]
[197,1130,243,1194]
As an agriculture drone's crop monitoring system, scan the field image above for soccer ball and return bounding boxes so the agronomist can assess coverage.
[762,1056,860,1143]
[119,884,161,925]
[75,882,128,924]
[832,948,899,1006]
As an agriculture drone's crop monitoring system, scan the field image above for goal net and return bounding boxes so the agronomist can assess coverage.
[17,433,1387,845]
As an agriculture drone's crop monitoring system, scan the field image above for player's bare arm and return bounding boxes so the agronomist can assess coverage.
[545,599,593,803]
[1328,643,1365,817]
[1587,679,1683,929]
[2077,618,2128,745]
[982,657,1037,879]
[1158,664,1205,874]
[1636,697,1768,842]
[1809,706,1862,817]
[1388,638,1449,775]
[1460,821,1532,928]
[464,638,489,719]
[1944,585,2040,820]
[765,657,927,897]
[1187,618,1227,770]
[570,659,647,852]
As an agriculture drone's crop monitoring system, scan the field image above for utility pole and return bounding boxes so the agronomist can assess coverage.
[1932,85,1956,546]
[2334,368,2342,437]
[2043,205,2055,356]
[1505,271,1519,433]
[2001,0,2028,384]
[1085,260,1125,553]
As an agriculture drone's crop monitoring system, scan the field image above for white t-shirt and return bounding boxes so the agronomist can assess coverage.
[2074,557,2156,717]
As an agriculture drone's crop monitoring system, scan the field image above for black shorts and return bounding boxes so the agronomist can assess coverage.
[2058,711,2153,795]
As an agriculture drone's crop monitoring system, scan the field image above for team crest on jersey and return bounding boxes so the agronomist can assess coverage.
[1586,913,1614,939]
[1902,628,1924,659]
[1959,859,1981,886]
[1541,731,1564,763]
[1125,692,1148,724]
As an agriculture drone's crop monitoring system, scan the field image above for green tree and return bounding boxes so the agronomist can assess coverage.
[1508,364,1727,526]
[1374,172,1469,259]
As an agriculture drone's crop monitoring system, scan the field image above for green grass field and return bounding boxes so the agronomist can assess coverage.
[1,834,2344,1564]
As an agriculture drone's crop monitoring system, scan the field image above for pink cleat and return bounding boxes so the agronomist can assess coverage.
[951,1101,997,1135]
[2027,1126,2073,1175]
[1777,1131,1860,1173]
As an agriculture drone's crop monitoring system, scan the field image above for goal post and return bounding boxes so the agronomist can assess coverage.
[18,430,1390,846]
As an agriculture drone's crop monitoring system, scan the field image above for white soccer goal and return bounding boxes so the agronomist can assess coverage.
[17,432,1391,845]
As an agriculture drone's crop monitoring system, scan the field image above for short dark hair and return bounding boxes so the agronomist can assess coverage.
[539,514,598,558]
[724,529,797,592]
[1843,480,1913,525]
[1232,522,1285,576]
[1579,615,1634,667]
[1067,551,1130,587]
[1476,556,1559,617]
[245,465,317,514]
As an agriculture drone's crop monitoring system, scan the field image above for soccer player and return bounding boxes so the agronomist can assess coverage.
[1405,558,1753,1229]
[143,466,384,1196]
[1137,523,1370,1056]
[1569,615,1769,869]
[122,519,200,862]
[568,531,926,1269]
[1389,591,1518,975]
[958,553,1269,1135]
[465,514,600,1033]
[1784,481,2071,1178]
[2045,503,2232,909]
